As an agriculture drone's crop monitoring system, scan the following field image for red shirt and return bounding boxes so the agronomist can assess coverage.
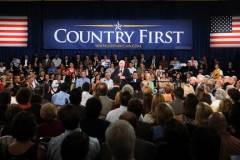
[38,120,65,137]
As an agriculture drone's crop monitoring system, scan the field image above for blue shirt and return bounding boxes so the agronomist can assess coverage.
[76,77,90,88]
[101,78,113,89]
[51,91,70,107]
[48,67,57,75]
[48,128,100,160]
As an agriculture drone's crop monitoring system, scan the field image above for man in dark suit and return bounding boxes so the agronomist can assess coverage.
[62,55,71,68]
[107,76,121,101]
[32,53,41,69]
[148,54,158,69]
[42,54,52,73]
[21,54,31,68]
[129,71,142,93]
[111,60,131,88]
[168,87,184,115]
[61,69,70,83]
[196,75,205,90]
[72,54,82,69]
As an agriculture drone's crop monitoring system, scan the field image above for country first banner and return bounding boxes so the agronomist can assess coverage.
[43,20,192,50]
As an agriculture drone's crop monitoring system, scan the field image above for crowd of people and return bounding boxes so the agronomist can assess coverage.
[0,52,239,160]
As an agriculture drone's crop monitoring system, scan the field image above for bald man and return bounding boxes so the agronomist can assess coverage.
[208,112,240,160]
[111,60,131,88]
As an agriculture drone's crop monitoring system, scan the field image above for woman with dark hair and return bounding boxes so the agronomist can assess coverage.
[156,118,191,160]
[111,54,119,68]
[25,63,34,76]
[6,111,46,160]
[131,54,138,68]
[51,74,63,94]
[142,93,153,116]
[227,88,240,137]
[70,72,77,91]
[91,74,101,91]
[16,87,32,109]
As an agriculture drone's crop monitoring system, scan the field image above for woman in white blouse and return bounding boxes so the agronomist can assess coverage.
[51,74,64,94]
[188,56,198,69]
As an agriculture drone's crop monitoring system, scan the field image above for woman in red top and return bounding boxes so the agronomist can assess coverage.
[38,103,64,138]
[66,62,76,76]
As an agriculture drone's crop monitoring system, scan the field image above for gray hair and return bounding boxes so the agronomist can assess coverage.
[215,88,227,100]
[105,120,135,159]
[204,84,213,93]
[231,76,237,82]
[122,84,134,96]
[197,75,204,82]
[217,80,224,88]
[208,78,215,86]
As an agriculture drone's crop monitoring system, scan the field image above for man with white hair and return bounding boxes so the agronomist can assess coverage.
[111,60,131,88]
[101,72,113,89]
[223,76,230,90]
[189,76,197,90]
[229,76,237,87]
[105,120,135,160]
[196,74,205,90]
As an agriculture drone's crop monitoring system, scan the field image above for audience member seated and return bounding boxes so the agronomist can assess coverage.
[144,93,165,124]
[51,82,70,107]
[80,97,110,143]
[183,84,195,98]
[69,88,86,120]
[10,85,20,104]
[61,131,89,160]
[106,91,132,123]
[98,83,114,116]
[118,112,155,160]
[217,98,232,124]
[152,103,175,142]
[227,88,240,138]
[128,98,152,142]
[113,91,122,109]
[208,112,240,160]
[162,82,174,102]
[80,82,93,106]
[42,84,52,102]
[6,111,45,160]
[48,104,99,160]
[25,94,44,125]
[145,73,154,93]
[76,71,90,88]
[103,120,136,160]
[212,88,227,110]
[142,93,153,117]
[16,87,32,109]
[191,125,221,160]
[155,118,191,160]
[107,76,121,100]
[195,102,213,126]
[199,92,216,112]
[0,104,22,136]
[34,85,50,104]
[168,87,184,115]
[133,80,148,100]
[0,90,11,123]
[38,103,64,138]
[122,84,134,96]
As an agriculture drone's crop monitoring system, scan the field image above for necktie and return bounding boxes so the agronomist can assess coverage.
[120,69,122,73]
[108,82,110,89]
[81,79,84,86]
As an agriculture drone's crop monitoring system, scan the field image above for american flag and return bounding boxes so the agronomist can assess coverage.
[210,15,240,48]
[0,16,28,47]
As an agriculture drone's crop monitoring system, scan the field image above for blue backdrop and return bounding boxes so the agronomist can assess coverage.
[0,1,239,72]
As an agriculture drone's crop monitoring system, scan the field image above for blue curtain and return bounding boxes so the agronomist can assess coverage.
[0,1,239,70]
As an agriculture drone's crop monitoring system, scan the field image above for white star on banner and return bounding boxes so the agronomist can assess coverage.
[113,21,123,31]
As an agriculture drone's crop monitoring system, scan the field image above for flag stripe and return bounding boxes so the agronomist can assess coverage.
[210,15,240,48]
[0,16,28,47]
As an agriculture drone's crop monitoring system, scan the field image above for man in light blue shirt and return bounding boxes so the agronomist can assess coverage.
[51,83,70,107]
[101,72,113,89]
[76,71,90,88]
[48,104,100,160]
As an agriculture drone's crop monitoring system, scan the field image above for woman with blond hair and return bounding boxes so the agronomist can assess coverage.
[195,102,213,126]
[183,84,195,98]
[143,93,165,124]
[217,98,232,124]
[114,91,122,109]
[38,103,64,138]
[142,85,153,94]
[152,102,175,142]
[163,82,174,102]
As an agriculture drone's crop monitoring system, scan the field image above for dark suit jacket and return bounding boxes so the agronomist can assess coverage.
[167,98,184,115]
[100,138,155,160]
[72,59,82,69]
[62,59,71,67]
[42,58,52,68]
[136,121,152,142]
[107,87,121,100]
[80,117,110,143]
[25,103,44,125]
[129,78,142,91]
[138,58,148,67]
[111,67,131,88]
[21,59,31,67]
[195,82,204,91]
[31,58,41,66]
[62,75,70,83]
